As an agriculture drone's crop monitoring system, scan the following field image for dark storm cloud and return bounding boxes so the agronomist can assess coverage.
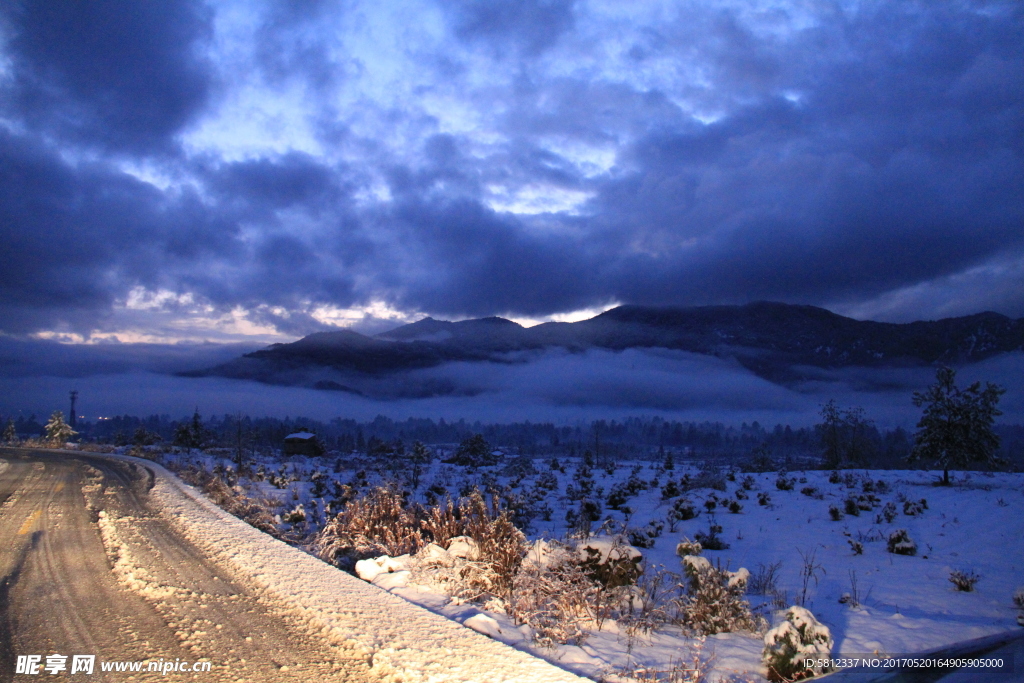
[381,196,595,316]
[424,0,1024,319]
[0,130,244,332]
[586,2,1024,313]
[0,0,213,154]
[445,0,578,56]
[205,152,347,215]
[1,0,1023,339]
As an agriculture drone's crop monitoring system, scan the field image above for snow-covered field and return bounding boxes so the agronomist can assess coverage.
[114,444,1024,682]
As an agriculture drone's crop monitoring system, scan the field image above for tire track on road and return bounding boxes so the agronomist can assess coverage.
[0,450,377,683]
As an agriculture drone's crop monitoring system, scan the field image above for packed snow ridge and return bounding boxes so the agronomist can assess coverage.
[106,453,591,683]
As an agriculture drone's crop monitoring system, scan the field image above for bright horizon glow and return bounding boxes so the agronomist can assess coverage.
[507,302,621,328]
[28,299,625,344]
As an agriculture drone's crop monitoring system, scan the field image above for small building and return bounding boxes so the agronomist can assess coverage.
[283,431,323,457]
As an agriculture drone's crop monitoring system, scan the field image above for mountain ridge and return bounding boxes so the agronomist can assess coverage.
[181,302,1024,395]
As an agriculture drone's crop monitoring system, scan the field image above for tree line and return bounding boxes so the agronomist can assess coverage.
[2,367,1021,478]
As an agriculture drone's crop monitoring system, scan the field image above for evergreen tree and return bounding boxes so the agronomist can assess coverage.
[816,401,876,469]
[45,410,77,446]
[908,367,1005,485]
[132,425,160,447]
[174,409,208,454]
[410,440,432,464]
[447,433,495,466]
[818,400,844,469]
[3,418,17,443]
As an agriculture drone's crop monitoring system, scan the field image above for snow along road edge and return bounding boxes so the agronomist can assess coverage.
[96,452,592,683]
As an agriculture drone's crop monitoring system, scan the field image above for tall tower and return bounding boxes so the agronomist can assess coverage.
[69,390,78,428]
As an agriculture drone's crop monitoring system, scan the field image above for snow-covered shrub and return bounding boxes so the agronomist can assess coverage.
[667,498,698,531]
[497,488,537,531]
[828,470,842,484]
[502,453,537,478]
[624,467,649,495]
[456,489,528,600]
[626,520,667,548]
[692,466,727,491]
[848,539,864,555]
[776,473,795,491]
[844,497,861,516]
[510,540,598,647]
[310,471,329,497]
[1014,586,1024,610]
[676,556,760,635]
[316,484,527,595]
[879,501,898,523]
[887,529,917,556]
[621,566,676,641]
[268,464,290,489]
[606,484,631,509]
[903,498,927,516]
[727,499,743,513]
[578,536,644,590]
[762,606,833,682]
[420,498,462,548]
[567,498,605,537]
[282,503,306,524]
[742,474,757,490]
[828,504,843,521]
[574,537,644,631]
[703,496,718,513]
[800,486,821,499]
[676,537,703,558]
[758,492,772,506]
[315,484,424,566]
[661,478,682,500]
[628,528,656,548]
[534,470,558,491]
[949,569,980,592]
[856,494,879,511]
[694,523,729,550]
[735,488,748,500]
[875,479,890,494]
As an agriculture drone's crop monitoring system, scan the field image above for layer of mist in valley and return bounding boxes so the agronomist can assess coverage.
[2,338,1022,430]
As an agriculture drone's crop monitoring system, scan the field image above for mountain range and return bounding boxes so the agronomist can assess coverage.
[181,302,1024,397]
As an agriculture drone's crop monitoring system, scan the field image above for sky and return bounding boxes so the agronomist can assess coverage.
[1,0,1022,348]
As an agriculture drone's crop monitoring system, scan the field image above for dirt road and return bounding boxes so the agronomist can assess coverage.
[0,448,375,683]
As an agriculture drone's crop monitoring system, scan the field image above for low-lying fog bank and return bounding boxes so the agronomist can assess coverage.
[3,340,1021,428]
